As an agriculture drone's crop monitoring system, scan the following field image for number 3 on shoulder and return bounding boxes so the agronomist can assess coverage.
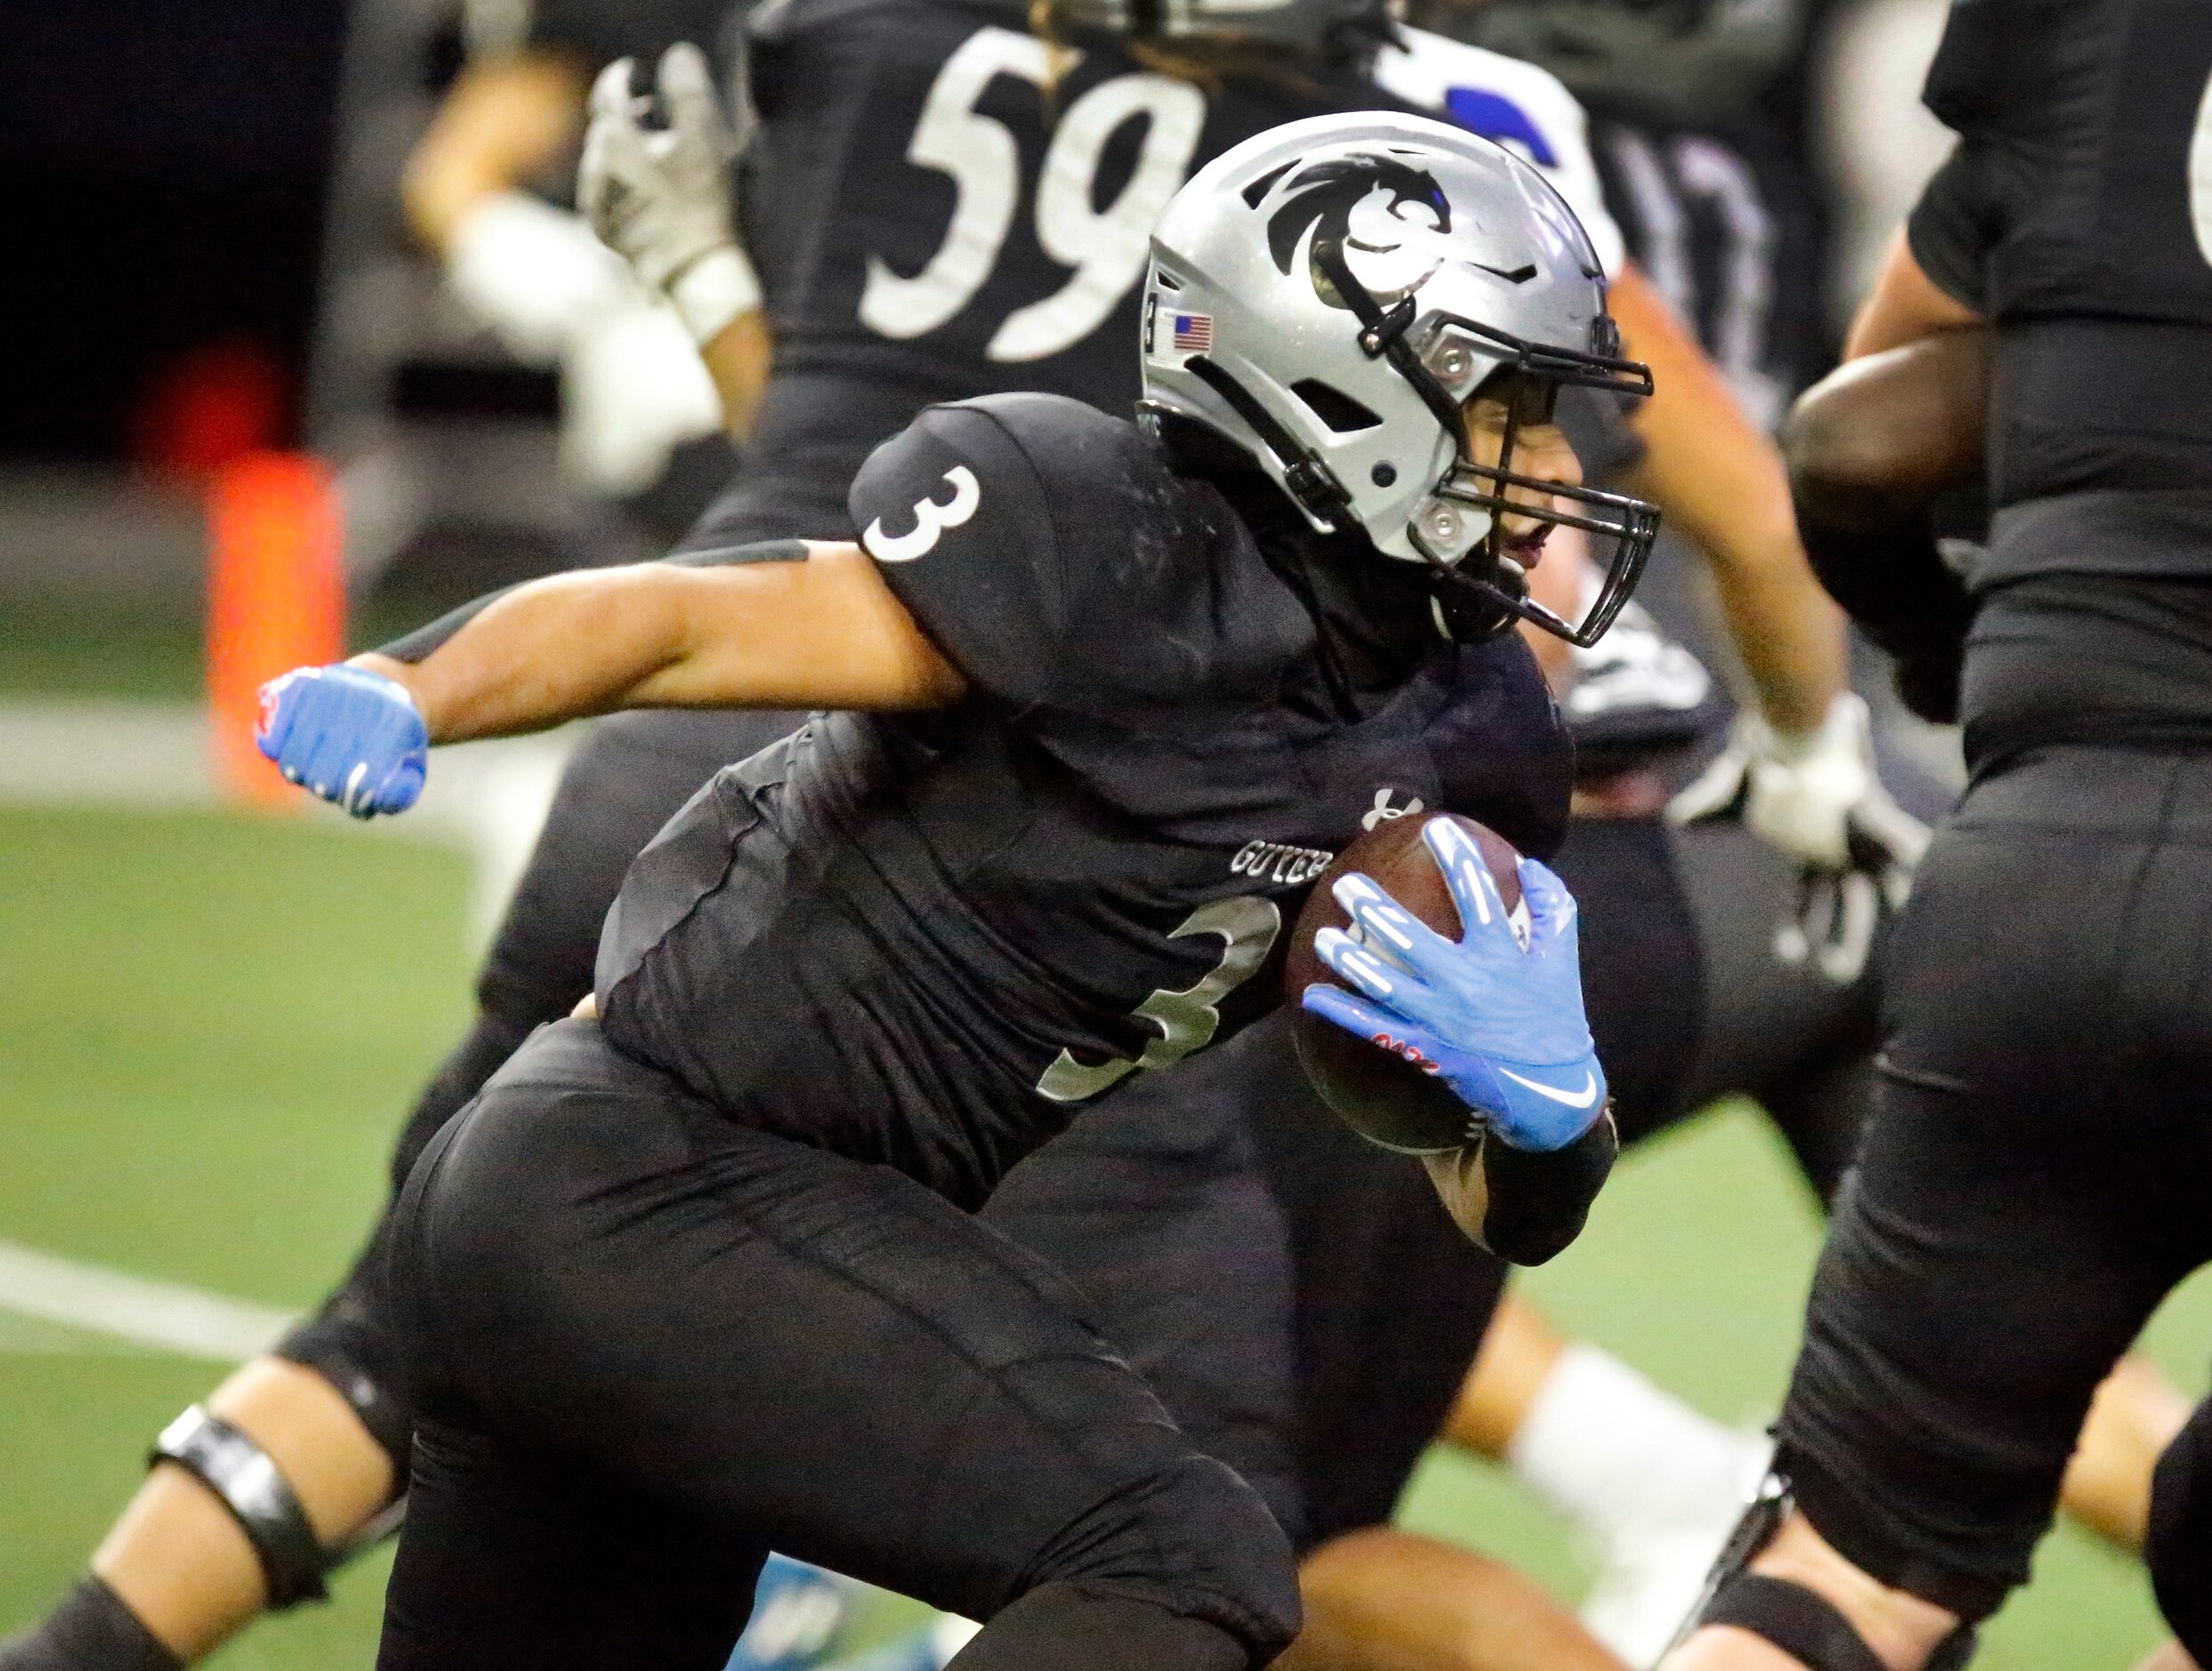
[863,466,981,563]
[860,28,1206,362]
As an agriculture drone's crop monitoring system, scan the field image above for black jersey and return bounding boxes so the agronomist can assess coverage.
[728,0,1389,495]
[679,5,1633,558]
[1909,0,2212,584]
[598,395,1571,1206]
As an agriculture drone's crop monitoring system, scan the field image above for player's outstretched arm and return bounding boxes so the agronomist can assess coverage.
[257,544,965,816]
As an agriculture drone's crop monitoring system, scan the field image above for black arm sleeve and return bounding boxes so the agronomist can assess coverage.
[375,585,522,666]
[1475,1109,1619,1266]
[372,541,807,664]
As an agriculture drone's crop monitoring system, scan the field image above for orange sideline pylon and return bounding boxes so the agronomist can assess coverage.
[206,451,346,805]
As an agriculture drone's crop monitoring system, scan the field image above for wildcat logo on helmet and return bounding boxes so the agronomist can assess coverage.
[1259,153,1536,315]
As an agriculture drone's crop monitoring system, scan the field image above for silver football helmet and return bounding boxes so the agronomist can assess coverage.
[1141,111,1659,646]
[1045,0,1393,52]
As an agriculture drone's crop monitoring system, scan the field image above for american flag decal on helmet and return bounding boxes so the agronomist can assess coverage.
[1171,312,1213,352]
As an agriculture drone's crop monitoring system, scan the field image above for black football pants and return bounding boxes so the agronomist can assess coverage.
[376,1018,1301,1671]
[1777,742,2212,1619]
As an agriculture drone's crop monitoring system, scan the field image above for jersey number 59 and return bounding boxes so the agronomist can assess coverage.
[860,28,1207,363]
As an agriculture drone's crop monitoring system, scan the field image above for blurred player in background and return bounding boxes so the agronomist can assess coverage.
[1352,10,2189,1659]
[265,107,1651,1671]
[1660,3,2212,1667]
[401,0,755,508]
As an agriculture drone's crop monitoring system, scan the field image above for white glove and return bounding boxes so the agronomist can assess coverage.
[560,296,724,496]
[445,192,631,363]
[578,44,762,345]
[1669,691,1932,983]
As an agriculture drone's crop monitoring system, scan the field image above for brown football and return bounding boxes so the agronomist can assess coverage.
[1287,811,1528,1154]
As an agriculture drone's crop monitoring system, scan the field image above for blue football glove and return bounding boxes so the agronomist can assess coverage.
[254,664,427,819]
[1300,818,1606,1152]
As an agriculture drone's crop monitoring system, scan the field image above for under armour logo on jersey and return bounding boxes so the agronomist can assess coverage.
[862,465,981,562]
[1362,788,1425,830]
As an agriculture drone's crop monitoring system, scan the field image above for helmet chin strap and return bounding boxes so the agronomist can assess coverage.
[1312,234,1549,641]
[1180,355,1354,528]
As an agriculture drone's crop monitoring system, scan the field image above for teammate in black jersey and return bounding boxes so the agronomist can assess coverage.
[1661,4,2212,1668]
[246,113,1645,1671]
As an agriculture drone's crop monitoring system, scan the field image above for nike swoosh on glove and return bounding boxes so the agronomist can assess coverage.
[1667,690,1931,983]
[1300,817,1608,1152]
[255,665,427,819]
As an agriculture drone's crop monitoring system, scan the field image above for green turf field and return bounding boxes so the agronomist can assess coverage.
[2,801,2205,1667]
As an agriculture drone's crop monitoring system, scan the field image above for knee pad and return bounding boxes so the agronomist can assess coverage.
[149,1399,403,1610]
[1672,1471,1977,1671]
[1037,1454,1301,1666]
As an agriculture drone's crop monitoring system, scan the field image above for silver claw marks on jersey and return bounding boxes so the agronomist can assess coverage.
[1139,112,1662,647]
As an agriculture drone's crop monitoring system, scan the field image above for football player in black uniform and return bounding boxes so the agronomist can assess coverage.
[1401,6,2194,1655]
[1662,4,2212,1667]
[5,12,1855,1671]
[252,112,1643,1670]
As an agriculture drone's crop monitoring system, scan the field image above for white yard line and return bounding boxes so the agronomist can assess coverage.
[0,1239,299,1362]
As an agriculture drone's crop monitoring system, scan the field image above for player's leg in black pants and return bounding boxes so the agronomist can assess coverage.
[1772,743,2212,1623]
[2148,1393,2212,1662]
[1237,1013,1512,1550]
[377,1020,1301,1671]
[981,1018,1307,1546]
[274,709,803,1481]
